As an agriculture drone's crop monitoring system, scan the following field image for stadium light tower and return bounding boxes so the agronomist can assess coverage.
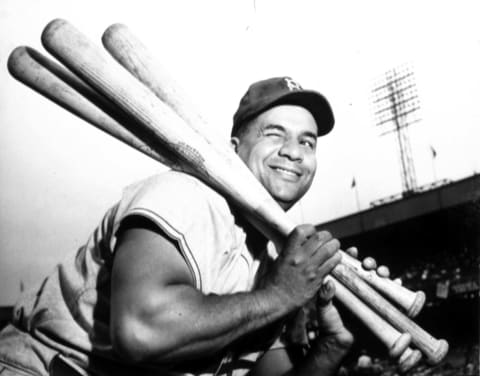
[371,64,421,197]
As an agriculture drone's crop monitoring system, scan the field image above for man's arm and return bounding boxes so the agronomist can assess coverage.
[110,217,342,364]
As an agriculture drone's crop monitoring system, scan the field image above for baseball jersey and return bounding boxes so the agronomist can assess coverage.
[0,171,279,376]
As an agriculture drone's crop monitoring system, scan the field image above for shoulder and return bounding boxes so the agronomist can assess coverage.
[116,171,230,218]
[125,171,227,208]
[115,171,239,244]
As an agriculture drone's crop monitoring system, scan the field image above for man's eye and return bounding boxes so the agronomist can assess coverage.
[264,131,282,137]
[301,140,315,149]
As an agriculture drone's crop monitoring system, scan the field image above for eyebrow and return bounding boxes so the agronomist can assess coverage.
[262,124,285,132]
[301,130,318,140]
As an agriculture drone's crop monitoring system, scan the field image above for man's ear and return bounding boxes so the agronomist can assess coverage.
[230,137,240,152]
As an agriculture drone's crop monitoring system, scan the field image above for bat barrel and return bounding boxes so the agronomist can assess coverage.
[101,23,241,179]
[7,45,175,167]
[102,23,212,140]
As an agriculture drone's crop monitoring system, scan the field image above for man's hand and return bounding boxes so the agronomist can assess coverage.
[262,224,342,311]
[314,280,354,351]
[344,245,391,279]
[274,279,353,376]
[298,246,393,374]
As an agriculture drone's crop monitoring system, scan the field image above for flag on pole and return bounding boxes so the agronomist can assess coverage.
[430,145,437,158]
[351,177,360,211]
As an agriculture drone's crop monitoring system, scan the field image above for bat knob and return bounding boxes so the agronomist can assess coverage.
[398,349,422,373]
[407,291,426,317]
[426,339,449,365]
[389,333,411,358]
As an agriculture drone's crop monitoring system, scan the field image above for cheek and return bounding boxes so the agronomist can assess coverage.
[246,155,266,179]
[303,155,317,176]
[237,148,262,178]
[243,144,274,167]
[309,162,317,178]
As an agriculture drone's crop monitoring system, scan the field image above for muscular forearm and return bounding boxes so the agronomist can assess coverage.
[112,284,291,363]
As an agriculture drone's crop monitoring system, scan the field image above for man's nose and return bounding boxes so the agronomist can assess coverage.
[278,139,302,161]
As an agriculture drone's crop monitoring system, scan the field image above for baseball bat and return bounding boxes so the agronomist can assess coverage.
[101,23,426,319]
[38,18,447,364]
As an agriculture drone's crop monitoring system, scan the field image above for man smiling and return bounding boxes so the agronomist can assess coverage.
[0,76,358,376]
[231,77,333,210]
[231,105,318,210]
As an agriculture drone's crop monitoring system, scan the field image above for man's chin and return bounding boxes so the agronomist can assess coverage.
[272,193,302,211]
[264,182,308,209]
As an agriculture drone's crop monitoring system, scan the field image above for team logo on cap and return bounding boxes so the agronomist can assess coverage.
[284,77,302,91]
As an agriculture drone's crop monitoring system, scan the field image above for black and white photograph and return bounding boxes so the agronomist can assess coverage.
[0,1,478,375]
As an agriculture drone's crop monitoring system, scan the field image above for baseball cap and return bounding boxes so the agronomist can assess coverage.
[232,76,334,137]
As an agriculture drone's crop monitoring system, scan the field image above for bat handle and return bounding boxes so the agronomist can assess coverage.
[333,264,449,365]
[329,277,422,371]
[340,251,426,317]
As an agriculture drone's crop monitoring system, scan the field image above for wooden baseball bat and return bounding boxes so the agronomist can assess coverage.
[6,46,184,172]
[101,23,426,319]
[39,18,448,364]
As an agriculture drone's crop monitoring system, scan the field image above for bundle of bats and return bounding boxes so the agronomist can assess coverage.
[8,19,448,372]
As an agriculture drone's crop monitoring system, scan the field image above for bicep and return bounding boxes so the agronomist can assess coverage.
[110,216,194,347]
[112,216,194,289]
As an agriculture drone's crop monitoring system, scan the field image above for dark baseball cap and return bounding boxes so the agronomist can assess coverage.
[232,76,334,137]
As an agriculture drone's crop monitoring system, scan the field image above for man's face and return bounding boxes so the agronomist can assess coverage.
[232,105,318,210]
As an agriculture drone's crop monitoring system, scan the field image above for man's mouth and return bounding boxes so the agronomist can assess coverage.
[271,166,301,177]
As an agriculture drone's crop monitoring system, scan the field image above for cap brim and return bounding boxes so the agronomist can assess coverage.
[269,90,335,136]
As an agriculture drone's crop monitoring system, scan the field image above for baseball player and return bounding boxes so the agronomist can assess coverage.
[0,77,380,376]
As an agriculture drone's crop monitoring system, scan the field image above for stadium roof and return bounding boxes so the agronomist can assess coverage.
[317,174,480,238]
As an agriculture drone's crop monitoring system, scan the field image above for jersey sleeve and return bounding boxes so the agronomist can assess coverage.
[111,171,236,292]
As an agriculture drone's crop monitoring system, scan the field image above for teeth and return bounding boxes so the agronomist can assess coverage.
[274,167,297,176]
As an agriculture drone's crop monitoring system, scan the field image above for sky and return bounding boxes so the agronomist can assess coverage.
[0,0,479,305]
